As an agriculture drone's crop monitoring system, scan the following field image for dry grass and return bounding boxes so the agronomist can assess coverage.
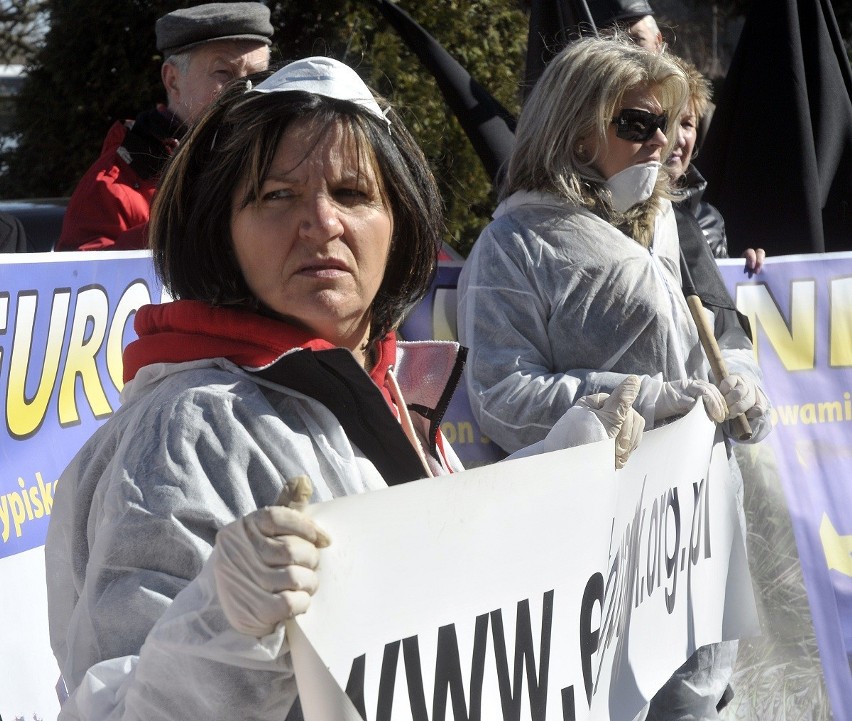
[721,444,832,720]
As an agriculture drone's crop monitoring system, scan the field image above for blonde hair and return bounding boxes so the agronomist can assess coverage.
[503,34,689,245]
[673,56,712,120]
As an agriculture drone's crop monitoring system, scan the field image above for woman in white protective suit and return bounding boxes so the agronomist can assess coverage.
[457,35,773,721]
[46,56,645,721]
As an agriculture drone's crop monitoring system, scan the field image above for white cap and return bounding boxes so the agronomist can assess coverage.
[252,56,389,127]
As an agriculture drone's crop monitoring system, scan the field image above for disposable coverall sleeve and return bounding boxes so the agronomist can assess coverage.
[457,222,646,453]
[48,377,334,721]
[62,561,296,721]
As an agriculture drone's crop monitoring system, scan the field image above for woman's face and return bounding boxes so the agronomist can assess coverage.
[587,84,668,180]
[231,118,393,365]
[665,102,698,180]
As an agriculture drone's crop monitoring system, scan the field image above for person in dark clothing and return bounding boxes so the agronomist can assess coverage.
[668,57,764,274]
[589,0,663,51]
[57,2,272,251]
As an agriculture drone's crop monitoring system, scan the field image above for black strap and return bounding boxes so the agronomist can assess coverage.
[249,349,428,486]
[407,345,467,454]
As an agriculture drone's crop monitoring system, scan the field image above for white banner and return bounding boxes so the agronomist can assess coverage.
[0,547,62,720]
[289,405,760,721]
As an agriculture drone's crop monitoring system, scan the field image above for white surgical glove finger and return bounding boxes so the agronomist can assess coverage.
[615,408,645,470]
[606,376,644,469]
[599,375,641,436]
[576,376,643,469]
[719,374,756,419]
[656,379,727,423]
[692,381,728,423]
[213,477,330,637]
[252,505,331,550]
[243,521,323,571]
[214,535,317,635]
[576,375,641,438]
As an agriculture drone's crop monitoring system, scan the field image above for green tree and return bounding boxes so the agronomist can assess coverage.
[265,0,528,252]
[0,0,527,254]
[0,0,47,64]
[0,0,182,198]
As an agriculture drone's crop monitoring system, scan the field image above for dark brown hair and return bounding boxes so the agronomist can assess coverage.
[150,71,444,349]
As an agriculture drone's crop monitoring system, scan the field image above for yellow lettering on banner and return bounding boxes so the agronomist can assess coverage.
[830,276,852,366]
[4,282,152,437]
[817,401,843,423]
[736,281,815,371]
[8,490,24,538]
[107,281,151,392]
[7,291,70,438]
[59,286,112,424]
[800,404,817,424]
[0,472,57,543]
[440,420,475,445]
[17,477,34,520]
[771,392,852,427]
[37,471,55,515]
[820,513,852,577]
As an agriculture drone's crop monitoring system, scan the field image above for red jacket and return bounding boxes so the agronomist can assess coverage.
[57,108,181,251]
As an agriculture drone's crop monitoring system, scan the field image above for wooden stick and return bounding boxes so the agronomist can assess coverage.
[685,295,753,441]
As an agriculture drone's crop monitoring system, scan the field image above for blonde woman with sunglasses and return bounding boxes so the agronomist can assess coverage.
[457,34,772,721]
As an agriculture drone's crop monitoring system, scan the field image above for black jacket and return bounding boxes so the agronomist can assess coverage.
[673,165,729,259]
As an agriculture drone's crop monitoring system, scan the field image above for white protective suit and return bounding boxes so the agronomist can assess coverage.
[457,190,772,721]
[47,292,648,721]
[46,339,464,721]
[457,190,771,453]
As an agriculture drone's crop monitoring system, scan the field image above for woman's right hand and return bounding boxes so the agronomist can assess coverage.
[575,375,645,469]
[654,379,727,423]
[213,497,330,638]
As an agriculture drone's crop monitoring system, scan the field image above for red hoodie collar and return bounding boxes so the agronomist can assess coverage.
[123,300,397,402]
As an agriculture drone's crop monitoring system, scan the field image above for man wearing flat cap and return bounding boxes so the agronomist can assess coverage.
[588,0,663,52]
[57,2,272,251]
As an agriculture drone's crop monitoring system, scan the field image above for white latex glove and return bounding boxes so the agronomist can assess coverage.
[719,374,769,420]
[576,375,645,469]
[213,476,330,637]
[655,379,727,423]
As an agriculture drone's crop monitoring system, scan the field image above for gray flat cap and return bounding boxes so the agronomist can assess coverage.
[589,0,655,26]
[156,2,273,56]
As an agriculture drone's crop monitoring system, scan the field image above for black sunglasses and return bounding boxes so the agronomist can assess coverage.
[611,108,669,142]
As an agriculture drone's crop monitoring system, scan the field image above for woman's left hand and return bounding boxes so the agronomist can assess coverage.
[719,374,769,420]
[506,376,644,467]
[575,375,645,469]
[213,497,331,638]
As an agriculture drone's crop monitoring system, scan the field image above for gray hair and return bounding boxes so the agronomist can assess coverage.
[503,34,688,207]
[163,50,192,75]
[162,41,271,76]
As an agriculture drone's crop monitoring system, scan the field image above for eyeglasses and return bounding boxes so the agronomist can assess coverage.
[611,108,668,142]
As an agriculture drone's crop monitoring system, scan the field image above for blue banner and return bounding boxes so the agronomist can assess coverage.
[1,249,849,720]
[718,253,852,720]
[0,252,161,558]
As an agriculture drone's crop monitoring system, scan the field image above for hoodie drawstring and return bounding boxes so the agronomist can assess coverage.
[386,367,434,478]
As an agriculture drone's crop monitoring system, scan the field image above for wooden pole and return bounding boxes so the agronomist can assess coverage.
[685,295,753,441]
